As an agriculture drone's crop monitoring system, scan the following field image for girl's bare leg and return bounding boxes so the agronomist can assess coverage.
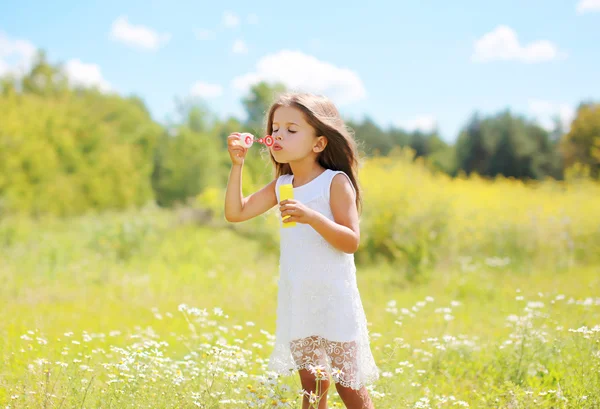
[291,336,330,408]
[298,368,330,409]
[335,384,374,409]
[325,339,375,409]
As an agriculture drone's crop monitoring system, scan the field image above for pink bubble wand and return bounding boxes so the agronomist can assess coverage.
[235,132,275,148]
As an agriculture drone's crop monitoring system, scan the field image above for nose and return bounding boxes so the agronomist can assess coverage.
[275,134,283,141]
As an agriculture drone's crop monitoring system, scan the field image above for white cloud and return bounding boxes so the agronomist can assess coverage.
[232,39,248,54]
[395,115,438,133]
[110,16,171,50]
[577,0,600,13]
[247,13,259,25]
[0,32,111,93]
[528,99,575,131]
[63,59,111,91]
[194,29,215,40]
[0,31,36,76]
[190,81,223,98]
[472,25,563,63]
[223,11,240,28]
[231,50,366,106]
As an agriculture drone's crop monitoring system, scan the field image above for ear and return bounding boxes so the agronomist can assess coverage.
[313,136,328,153]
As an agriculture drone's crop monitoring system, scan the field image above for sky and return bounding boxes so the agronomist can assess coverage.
[1,0,599,142]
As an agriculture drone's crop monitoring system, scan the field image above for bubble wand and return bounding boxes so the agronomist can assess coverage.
[235,132,275,148]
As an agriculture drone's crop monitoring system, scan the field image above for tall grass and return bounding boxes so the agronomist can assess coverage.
[1,154,599,408]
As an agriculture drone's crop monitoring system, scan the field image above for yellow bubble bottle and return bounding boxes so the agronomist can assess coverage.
[279,184,296,228]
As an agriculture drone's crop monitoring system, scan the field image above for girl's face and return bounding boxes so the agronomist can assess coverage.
[269,106,325,163]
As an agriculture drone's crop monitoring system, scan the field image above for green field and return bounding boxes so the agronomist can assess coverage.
[1,204,598,408]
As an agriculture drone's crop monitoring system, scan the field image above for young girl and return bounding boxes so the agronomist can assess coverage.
[225,92,380,409]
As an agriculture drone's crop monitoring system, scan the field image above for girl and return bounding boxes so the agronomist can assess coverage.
[224,92,380,409]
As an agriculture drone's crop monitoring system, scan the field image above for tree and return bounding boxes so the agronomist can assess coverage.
[560,102,600,178]
[455,110,559,180]
[0,55,161,217]
[455,113,488,175]
[21,50,69,97]
[151,104,224,207]
[242,81,287,134]
[348,117,393,156]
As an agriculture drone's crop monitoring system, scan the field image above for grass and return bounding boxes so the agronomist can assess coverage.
[1,204,599,408]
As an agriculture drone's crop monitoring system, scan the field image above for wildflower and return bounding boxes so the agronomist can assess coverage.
[307,391,318,404]
[331,368,344,381]
[308,364,326,379]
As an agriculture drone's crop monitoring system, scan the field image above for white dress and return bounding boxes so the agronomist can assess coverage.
[267,169,380,390]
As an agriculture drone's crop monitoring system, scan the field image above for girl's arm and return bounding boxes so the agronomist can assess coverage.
[307,174,360,253]
[224,132,277,222]
[224,164,277,222]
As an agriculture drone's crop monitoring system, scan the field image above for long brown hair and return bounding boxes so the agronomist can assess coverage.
[265,92,362,212]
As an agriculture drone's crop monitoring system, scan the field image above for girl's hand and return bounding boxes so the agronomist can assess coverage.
[227,133,247,165]
[279,199,316,225]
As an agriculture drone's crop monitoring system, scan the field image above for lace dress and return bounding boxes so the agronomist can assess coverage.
[267,169,380,390]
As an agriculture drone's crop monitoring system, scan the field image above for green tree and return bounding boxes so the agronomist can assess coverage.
[349,117,393,156]
[560,102,600,178]
[242,81,287,134]
[0,55,161,217]
[455,110,559,180]
[21,50,69,97]
[151,105,224,207]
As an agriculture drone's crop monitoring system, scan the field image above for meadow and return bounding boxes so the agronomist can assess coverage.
[1,154,599,408]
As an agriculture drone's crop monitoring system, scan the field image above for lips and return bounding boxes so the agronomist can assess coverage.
[272,143,283,151]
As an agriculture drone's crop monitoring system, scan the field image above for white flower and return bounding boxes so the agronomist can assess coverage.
[331,368,344,380]
[308,364,326,377]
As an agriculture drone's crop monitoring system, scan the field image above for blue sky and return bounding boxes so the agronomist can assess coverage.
[1,0,599,142]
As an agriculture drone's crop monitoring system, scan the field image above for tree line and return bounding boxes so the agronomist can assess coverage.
[0,52,598,218]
